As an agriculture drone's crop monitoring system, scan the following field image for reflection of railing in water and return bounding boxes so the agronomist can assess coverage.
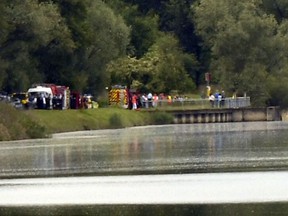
[155,97,251,109]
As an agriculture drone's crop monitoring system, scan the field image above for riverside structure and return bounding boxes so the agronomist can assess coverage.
[168,106,281,124]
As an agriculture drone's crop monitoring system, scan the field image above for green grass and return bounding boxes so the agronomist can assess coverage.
[25,108,155,134]
[0,102,47,141]
[0,102,175,141]
[27,101,221,134]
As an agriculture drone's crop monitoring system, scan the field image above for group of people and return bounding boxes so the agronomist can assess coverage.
[131,92,189,110]
[131,93,168,110]
[132,93,158,110]
[28,92,64,110]
[209,90,226,108]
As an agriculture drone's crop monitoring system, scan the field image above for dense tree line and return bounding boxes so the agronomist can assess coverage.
[0,0,130,95]
[193,0,288,106]
[1,0,288,106]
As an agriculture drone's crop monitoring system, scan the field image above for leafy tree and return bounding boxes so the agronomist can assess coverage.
[0,0,10,89]
[106,0,162,58]
[160,0,198,53]
[36,0,130,95]
[107,56,142,88]
[37,0,91,90]
[160,0,203,85]
[107,34,196,94]
[0,0,73,92]
[262,0,288,21]
[123,0,166,14]
[111,0,203,85]
[83,0,130,94]
[144,35,196,93]
[193,0,288,106]
[0,0,10,44]
[130,15,162,58]
[46,0,90,47]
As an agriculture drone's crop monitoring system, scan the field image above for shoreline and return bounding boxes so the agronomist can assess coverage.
[1,101,287,142]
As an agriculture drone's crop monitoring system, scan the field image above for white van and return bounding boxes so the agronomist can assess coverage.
[27,86,53,109]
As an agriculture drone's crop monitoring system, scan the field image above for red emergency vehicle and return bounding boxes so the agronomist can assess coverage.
[109,85,130,109]
[27,83,70,109]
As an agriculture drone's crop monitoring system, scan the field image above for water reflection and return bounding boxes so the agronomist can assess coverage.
[1,122,288,215]
[1,122,288,178]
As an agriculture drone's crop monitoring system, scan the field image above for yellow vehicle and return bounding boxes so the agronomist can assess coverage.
[11,92,29,109]
[109,85,130,109]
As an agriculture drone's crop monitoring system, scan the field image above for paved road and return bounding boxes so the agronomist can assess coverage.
[0,171,288,206]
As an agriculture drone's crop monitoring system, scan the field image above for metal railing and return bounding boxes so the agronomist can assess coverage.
[148,97,251,110]
[222,97,251,108]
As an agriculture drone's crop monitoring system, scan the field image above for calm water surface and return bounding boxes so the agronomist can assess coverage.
[1,121,288,215]
[1,122,288,177]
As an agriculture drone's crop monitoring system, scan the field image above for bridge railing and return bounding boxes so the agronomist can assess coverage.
[223,97,251,108]
[152,97,251,110]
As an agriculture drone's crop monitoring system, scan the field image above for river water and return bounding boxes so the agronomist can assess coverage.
[1,121,288,215]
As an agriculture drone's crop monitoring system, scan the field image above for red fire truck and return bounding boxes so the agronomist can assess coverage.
[108,85,131,109]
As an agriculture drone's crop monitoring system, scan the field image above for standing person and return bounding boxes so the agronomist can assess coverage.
[218,93,222,108]
[206,86,211,98]
[141,94,148,108]
[42,94,46,109]
[132,94,137,110]
[153,94,158,107]
[209,93,215,108]
[167,95,172,105]
[47,94,52,109]
[147,92,153,108]
[221,90,225,107]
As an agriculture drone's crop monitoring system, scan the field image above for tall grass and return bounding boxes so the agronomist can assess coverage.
[0,102,48,141]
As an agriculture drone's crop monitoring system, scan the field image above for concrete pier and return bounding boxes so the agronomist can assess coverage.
[167,107,281,124]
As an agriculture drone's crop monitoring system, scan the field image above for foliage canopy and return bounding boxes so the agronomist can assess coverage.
[1,0,288,106]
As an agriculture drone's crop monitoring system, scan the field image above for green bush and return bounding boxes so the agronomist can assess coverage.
[150,112,174,125]
[0,123,11,141]
[0,102,48,140]
[97,98,110,108]
[109,113,123,128]
[22,118,47,139]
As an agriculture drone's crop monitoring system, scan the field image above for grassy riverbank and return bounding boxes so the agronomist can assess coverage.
[0,102,174,141]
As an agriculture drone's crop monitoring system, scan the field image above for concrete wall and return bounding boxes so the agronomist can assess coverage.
[245,109,265,121]
[281,110,288,121]
[170,107,281,124]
